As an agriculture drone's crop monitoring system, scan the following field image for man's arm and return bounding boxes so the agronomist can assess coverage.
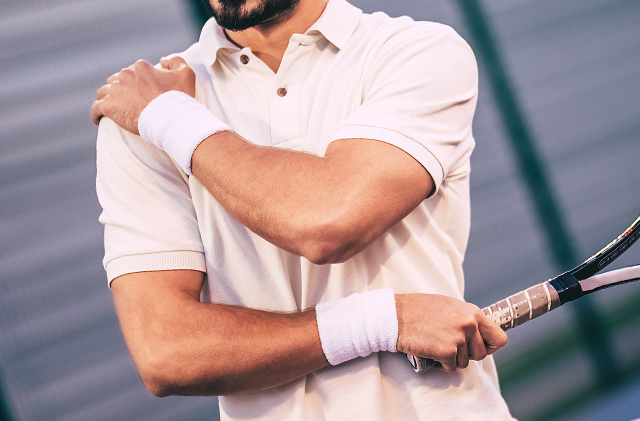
[111,269,328,397]
[112,270,507,397]
[91,58,432,264]
[191,134,432,264]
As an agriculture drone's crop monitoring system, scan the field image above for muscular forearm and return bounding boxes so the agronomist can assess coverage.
[112,270,328,396]
[191,133,431,264]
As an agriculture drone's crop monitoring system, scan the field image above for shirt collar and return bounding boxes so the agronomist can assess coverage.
[197,20,239,67]
[305,0,362,50]
[196,0,363,66]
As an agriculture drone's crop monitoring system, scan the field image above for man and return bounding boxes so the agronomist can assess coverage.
[91,0,514,419]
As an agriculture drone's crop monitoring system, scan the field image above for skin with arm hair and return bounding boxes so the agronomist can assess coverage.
[110,270,328,396]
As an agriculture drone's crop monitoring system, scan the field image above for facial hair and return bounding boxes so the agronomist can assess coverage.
[210,0,301,31]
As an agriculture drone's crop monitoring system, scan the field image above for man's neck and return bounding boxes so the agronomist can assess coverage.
[225,0,327,73]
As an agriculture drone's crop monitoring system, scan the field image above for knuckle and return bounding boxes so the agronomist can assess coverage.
[119,68,133,78]
[179,65,194,76]
[466,311,480,326]
[463,319,478,331]
[472,350,486,361]
[436,343,457,360]
[443,363,456,373]
[134,59,149,68]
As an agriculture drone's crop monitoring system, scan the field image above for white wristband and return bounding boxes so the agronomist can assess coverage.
[315,288,398,366]
[137,90,232,175]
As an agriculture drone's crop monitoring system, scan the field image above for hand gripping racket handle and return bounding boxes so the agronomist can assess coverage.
[407,281,561,373]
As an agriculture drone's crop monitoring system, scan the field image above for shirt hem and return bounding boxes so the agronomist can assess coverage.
[106,251,207,288]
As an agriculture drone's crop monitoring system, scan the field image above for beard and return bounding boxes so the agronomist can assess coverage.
[210,0,301,31]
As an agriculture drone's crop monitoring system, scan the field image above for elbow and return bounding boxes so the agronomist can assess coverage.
[143,378,171,398]
[299,222,360,265]
[135,345,198,397]
[134,344,229,397]
[136,351,177,397]
[301,243,341,265]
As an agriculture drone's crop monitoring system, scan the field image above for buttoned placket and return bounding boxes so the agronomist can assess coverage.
[232,47,278,147]
[268,34,317,150]
[230,36,317,149]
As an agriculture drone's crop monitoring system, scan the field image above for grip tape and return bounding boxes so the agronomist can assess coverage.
[483,281,561,331]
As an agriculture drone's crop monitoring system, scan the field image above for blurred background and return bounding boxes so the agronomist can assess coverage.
[0,0,638,420]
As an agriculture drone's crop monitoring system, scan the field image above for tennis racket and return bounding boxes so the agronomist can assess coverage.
[407,215,640,373]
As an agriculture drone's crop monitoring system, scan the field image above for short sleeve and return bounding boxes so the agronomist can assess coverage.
[331,22,478,193]
[96,118,206,286]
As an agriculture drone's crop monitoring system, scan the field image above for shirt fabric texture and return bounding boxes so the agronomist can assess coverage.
[96,0,515,419]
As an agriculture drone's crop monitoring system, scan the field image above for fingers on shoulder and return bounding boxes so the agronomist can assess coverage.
[160,55,188,70]
[91,100,104,126]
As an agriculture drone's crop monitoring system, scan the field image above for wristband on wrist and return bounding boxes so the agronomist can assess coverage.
[315,288,398,366]
[137,90,232,175]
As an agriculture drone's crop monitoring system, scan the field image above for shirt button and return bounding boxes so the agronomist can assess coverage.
[277,87,287,97]
[240,54,249,64]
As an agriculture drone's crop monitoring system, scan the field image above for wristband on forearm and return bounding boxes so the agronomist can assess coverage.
[137,90,232,175]
[315,288,398,365]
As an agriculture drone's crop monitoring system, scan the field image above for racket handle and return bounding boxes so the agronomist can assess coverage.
[483,281,561,330]
[407,281,561,373]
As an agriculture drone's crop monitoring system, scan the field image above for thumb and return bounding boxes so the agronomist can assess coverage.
[160,55,188,70]
[479,320,508,355]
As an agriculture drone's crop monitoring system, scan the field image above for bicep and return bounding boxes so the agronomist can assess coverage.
[319,137,433,261]
[326,136,433,205]
[111,270,205,348]
[111,269,205,321]
[110,269,205,393]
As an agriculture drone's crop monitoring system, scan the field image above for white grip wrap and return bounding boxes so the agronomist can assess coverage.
[137,90,232,175]
[315,288,398,366]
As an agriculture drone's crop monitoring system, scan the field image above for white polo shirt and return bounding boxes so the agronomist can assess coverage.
[96,0,514,419]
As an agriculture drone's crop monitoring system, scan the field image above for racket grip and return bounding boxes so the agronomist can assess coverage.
[407,281,561,373]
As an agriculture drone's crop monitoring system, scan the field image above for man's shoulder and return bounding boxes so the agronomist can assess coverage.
[344,11,474,77]
[347,11,472,66]
[96,117,188,185]
[357,11,463,44]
